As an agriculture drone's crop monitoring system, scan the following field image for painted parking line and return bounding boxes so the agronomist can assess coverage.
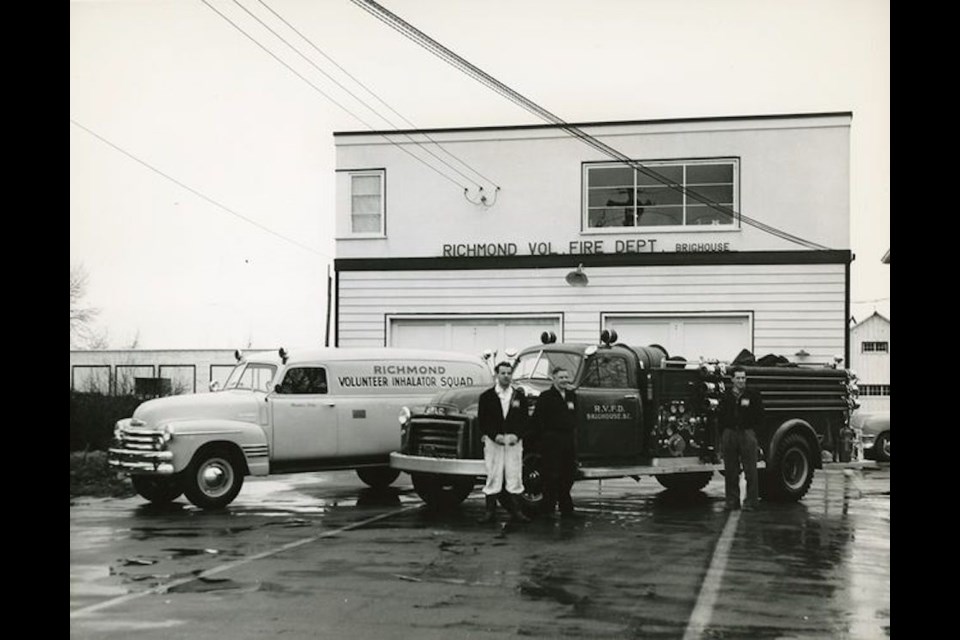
[682,510,741,640]
[70,505,420,618]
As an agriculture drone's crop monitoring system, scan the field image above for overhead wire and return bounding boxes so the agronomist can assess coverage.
[349,0,832,251]
[198,0,467,192]
[70,118,332,259]
[255,0,500,190]
[229,0,494,193]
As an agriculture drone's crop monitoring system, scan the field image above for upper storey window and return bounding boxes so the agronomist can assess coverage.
[350,170,385,236]
[584,159,738,231]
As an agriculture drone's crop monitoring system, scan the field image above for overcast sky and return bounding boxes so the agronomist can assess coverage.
[70,0,890,351]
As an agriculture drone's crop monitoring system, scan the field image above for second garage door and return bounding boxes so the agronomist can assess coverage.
[604,314,752,363]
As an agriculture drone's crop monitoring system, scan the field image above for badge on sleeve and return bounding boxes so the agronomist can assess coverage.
[566,401,575,411]
[740,398,750,407]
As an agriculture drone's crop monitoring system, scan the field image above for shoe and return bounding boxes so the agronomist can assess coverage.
[477,495,498,523]
[508,495,532,523]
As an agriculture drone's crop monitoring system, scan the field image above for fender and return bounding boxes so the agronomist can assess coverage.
[164,419,270,476]
[768,418,822,470]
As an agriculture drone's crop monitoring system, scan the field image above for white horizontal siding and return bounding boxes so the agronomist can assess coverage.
[337,263,846,362]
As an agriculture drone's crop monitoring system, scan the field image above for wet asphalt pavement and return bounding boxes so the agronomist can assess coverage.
[70,466,890,639]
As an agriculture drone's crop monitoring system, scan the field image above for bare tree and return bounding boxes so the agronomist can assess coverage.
[70,263,109,349]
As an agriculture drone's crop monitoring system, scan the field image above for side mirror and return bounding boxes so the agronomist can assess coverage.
[274,384,283,394]
[208,380,221,392]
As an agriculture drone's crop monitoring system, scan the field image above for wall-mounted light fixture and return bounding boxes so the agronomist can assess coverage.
[795,349,810,357]
[565,264,589,287]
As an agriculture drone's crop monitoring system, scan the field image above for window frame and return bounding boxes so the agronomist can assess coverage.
[581,158,740,234]
[275,366,330,395]
[348,169,386,238]
[861,341,889,354]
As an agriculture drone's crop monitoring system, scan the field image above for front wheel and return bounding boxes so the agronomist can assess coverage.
[183,447,245,510]
[656,472,713,493]
[518,452,544,514]
[411,473,474,510]
[356,466,400,489]
[763,432,814,502]
[875,433,890,462]
[132,475,183,504]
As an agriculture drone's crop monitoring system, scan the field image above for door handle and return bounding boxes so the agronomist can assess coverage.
[624,394,638,399]
[323,402,336,407]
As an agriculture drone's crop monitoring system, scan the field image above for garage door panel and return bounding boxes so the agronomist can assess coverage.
[606,315,750,363]
[390,317,560,356]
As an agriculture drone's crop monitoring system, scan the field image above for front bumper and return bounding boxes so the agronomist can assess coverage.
[390,451,485,476]
[107,448,175,474]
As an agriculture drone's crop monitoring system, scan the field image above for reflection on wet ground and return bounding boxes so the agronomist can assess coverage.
[71,468,890,639]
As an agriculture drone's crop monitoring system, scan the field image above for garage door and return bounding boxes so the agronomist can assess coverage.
[389,316,561,357]
[604,315,751,363]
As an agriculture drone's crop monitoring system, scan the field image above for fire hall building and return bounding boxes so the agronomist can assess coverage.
[333,112,852,366]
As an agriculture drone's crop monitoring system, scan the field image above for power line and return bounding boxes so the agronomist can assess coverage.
[230,0,493,192]
[255,0,500,190]
[198,0,471,193]
[349,0,832,251]
[70,118,332,259]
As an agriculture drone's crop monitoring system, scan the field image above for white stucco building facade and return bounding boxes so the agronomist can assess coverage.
[333,112,853,365]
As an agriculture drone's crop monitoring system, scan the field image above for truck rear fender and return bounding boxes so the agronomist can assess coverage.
[165,419,269,476]
[768,419,822,470]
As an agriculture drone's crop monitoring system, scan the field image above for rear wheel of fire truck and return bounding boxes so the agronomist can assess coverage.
[132,475,183,504]
[655,472,713,493]
[356,466,401,489]
[411,473,474,510]
[763,432,814,501]
[518,452,544,515]
[183,446,245,510]
[874,433,890,462]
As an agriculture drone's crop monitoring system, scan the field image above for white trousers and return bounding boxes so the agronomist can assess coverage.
[482,436,524,495]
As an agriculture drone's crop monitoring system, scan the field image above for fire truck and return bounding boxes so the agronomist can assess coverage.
[389,331,869,510]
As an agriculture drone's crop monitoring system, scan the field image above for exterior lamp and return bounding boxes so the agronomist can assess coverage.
[565,264,589,286]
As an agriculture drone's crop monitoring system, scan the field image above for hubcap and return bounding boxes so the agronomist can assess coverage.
[199,459,233,497]
[782,448,808,490]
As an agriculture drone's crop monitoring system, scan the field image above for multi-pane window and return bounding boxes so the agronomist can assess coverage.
[859,384,890,396]
[584,160,737,229]
[862,341,889,353]
[351,171,384,234]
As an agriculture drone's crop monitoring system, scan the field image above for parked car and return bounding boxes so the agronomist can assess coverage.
[851,410,890,462]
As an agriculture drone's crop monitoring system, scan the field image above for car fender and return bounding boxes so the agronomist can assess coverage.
[164,419,269,476]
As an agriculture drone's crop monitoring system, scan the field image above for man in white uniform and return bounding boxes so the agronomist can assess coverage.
[476,361,531,523]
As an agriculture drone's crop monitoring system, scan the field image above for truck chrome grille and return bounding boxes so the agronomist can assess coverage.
[409,418,466,458]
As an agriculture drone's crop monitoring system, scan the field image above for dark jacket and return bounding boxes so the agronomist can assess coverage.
[718,387,765,432]
[478,385,530,441]
[531,386,578,440]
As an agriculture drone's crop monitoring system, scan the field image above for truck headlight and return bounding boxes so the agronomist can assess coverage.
[398,406,412,426]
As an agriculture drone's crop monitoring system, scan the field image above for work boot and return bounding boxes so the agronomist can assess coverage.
[508,494,531,523]
[477,494,498,524]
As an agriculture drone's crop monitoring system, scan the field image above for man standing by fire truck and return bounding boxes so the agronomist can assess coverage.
[719,365,765,511]
[477,361,531,524]
[532,366,580,519]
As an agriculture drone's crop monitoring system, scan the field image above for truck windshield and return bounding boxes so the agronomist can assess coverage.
[223,363,277,391]
[512,350,582,381]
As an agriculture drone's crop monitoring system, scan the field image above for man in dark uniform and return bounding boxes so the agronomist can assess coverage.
[718,365,765,511]
[477,361,531,523]
[531,366,580,518]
